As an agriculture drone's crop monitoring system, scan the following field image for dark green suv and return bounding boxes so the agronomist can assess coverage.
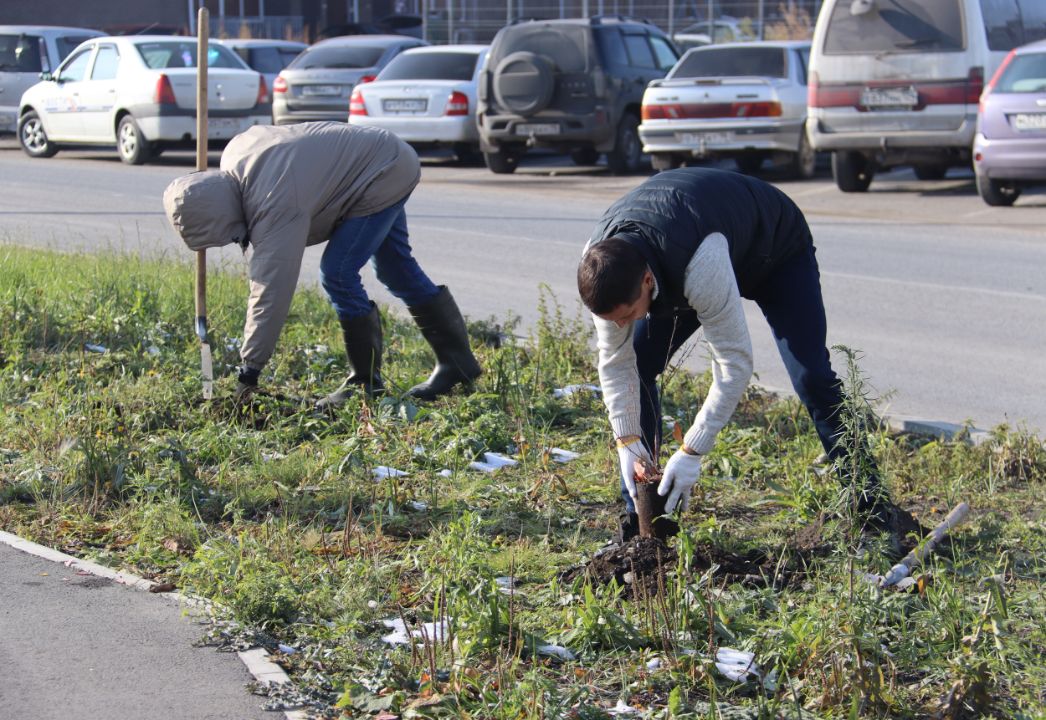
[477,16,678,174]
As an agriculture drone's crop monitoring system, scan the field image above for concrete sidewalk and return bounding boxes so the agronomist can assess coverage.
[0,540,277,720]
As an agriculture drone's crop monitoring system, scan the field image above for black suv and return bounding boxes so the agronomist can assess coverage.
[477,16,678,174]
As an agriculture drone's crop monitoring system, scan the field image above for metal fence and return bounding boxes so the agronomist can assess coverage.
[206,15,306,41]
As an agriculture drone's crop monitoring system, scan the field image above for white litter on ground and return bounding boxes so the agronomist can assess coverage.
[494,576,520,596]
[438,469,453,477]
[413,445,426,456]
[372,466,409,479]
[84,343,108,354]
[646,657,661,671]
[549,448,581,463]
[552,384,601,399]
[713,648,778,690]
[277,643,297,655]
[408,500,429,511]
[608,699,639,715]
[468,452,518,473]
[380,618,451,646]
[536,644,576,661]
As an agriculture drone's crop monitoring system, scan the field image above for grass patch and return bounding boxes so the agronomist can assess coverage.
[1,245,1044,719]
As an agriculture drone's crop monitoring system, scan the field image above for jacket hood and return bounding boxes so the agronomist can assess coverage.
[162,170,247,251]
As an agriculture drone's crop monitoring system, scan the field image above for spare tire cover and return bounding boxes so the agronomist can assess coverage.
[493,51,554,116]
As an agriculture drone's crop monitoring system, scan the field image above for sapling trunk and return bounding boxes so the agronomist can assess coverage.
[633,458,668,539]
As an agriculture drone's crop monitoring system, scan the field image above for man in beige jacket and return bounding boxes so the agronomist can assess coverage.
[163,122,480,404]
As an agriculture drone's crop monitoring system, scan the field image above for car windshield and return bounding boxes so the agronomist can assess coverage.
[493,25,593,73]
[136,42,244,69]
[996,52,1046,93]
[378,51,479,81]
[0,34,42,72]
[981,0,1046,51]
[288,45,386,69]
[823,0,964,54]
[671,46,787,78]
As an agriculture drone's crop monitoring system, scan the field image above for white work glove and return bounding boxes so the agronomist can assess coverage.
[659,448,702,513]
[617,439,652,501]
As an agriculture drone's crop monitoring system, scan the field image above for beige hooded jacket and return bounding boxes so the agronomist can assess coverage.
[163,122,420,371]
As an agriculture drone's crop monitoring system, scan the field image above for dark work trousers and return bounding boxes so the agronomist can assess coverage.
[628,244,880,512]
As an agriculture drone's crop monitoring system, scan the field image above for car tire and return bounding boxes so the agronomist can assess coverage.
[18,110,58,158]
[650,153,683,172]
[493,51,554,115]
[117,115,153,165]
[734,153,765,174]
[832,151,874,192]
[976,174,1020,207]
[606,113,642,175]
[484,148,521,174]
[570,147,600,165]
[789,127,817,180]
[913,163,948,181]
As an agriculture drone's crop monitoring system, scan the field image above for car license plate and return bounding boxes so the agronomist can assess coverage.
[302,84,342,96]
[208,118,240,137]
[515,123,558,135]
[383,98,427,112]
[1014,112,1046,131]
[861,86,918,108]
[678,132,731,146]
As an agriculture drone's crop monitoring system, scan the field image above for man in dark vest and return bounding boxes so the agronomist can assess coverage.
[577,167,912,549]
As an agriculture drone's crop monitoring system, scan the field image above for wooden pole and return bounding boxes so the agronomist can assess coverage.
[195,7,213,401]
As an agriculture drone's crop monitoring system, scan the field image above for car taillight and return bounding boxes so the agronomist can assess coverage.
[808,72,862,108]
[981,51,1016,112]
[359,74,376,84]
[349,88,367,116]
[154,74,177,106]
[966,66,984,105]
[256,75,269,104]
[642,101,781,120]
[273,75,287,94]
[445,90,468,116]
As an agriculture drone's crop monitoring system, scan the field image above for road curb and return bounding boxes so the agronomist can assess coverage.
[0,529,308,720]
[882,414,991,445]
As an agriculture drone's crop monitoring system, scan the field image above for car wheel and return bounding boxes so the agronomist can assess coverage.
[650,153,683,172]
[606,113,642,175]
[570,146,600,165]
[789,128,817,180]
[18,111,58,158]
[117,115,153,165]
[913,163,948,181]
[452,142,481,165]
[832,151,874,192]
[976,174,1020,207]
[734,153,765,174]
[484,148,521,174]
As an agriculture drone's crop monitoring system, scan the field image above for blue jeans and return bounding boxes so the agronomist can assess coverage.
[319,197,439,320]
[628,244,857,510]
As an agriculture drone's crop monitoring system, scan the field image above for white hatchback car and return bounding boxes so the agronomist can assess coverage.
[348,44,488,161]
[18,35,271,164]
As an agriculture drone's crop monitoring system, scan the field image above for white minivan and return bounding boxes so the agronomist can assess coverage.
[807,0,1045,191]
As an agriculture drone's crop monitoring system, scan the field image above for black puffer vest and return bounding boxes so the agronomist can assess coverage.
[588,168,812,315]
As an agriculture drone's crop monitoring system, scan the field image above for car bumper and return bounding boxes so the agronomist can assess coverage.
[639,118,804,156]
[974,133,1046,180]
[808,111,976,151]
[137,113,271,143]
[273,108,347,125]
[349,115,477,143]
[478,110,613,150]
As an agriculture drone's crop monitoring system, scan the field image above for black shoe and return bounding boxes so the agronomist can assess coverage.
[406,286,481,400]
[317,304,385,410]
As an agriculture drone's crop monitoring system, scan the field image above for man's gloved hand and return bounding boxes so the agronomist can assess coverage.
[235,366,260,403]
[617,437,652,501]
[658,448,702,513]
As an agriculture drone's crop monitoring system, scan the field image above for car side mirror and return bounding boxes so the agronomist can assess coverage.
[40,71,54,82]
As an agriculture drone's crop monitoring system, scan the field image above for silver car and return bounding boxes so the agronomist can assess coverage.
[216,38,306,91]
[348,44,488,161]
[1,25,103,134]
[272,35,426,125]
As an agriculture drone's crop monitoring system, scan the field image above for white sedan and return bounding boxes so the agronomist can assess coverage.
[17,35,270,164]
[348,44,488,162]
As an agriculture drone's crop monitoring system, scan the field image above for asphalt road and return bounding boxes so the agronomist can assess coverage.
[0,139,1043,434]
[0,541,274,720]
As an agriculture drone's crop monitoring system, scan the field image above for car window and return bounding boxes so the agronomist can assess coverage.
[288,44,387,69]
[996,52,1046,92]
[671,46,787,78]
[59,47,92,82]
[90,45,120,81]
[136,42,244,70]
[56,35,95,62]
[247,46,286,74]
[278,48,303,66]
[595,28,629,67]
[623,33,656,68]
[649,35,679,71]
[493,25,593,72]
[980,0,1046,50]
[378,51,479,81]
[0,34,43,73]
[796,47,810,84]
[823,0,964,54]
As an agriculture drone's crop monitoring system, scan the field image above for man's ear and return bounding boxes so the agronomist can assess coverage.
[642,268,655,290]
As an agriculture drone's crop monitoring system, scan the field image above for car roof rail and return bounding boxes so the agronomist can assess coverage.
[589,14,653,26]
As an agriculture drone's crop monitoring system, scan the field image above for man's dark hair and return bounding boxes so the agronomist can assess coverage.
[577,237,648,315]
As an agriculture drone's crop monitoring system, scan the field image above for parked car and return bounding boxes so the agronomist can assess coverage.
[477,16,679,174]
[217,38,306,90]
[639,41,814,178]
[17,36,270,164]
[672,17,758,50]
[808,0,1045,192]
[0,25,103,135]
[272,34,426,125]
[973,39,1046,206]
[348,44,488,161]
